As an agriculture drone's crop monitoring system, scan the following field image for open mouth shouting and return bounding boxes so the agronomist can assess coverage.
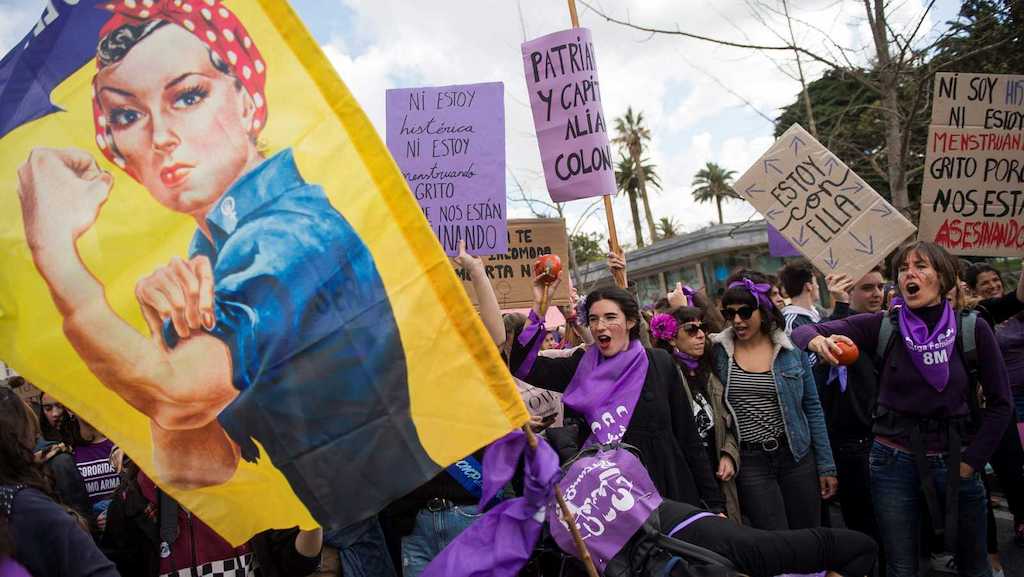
[904,281,921,297]
[596,334,613,350]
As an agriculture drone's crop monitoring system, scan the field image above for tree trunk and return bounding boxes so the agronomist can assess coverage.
[864,0,910,212]
[630,146,658,243]
[715,196,724,224]
[627,188,645,248]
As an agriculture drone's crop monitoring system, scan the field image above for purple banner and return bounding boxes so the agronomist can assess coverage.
[768,224,802,257]
[548,446,662,571]
[522,28,616,203]
[386,82,507,256]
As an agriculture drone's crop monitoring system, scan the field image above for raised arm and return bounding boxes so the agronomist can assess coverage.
[454,240,505,346]
[791,312,883,367]
[17,148,236,431]
[510,271,581,393]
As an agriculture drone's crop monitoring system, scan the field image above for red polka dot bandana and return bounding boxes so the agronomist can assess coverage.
[91,0,267,169]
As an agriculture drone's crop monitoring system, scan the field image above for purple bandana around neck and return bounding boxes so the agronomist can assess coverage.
[563,339,649,446]
[891,297,957,392]
[673,350,700,372]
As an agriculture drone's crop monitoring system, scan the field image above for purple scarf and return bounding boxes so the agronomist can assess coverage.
[514,309,546,379]
[421,431,561,577]
[891,297,957,392]
[673,350,700,373]
[563,339,649,446]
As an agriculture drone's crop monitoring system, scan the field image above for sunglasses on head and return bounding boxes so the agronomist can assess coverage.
[680,322,705,336]
[720,305,757,321]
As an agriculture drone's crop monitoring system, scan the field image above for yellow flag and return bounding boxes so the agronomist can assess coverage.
[0,0,527,543]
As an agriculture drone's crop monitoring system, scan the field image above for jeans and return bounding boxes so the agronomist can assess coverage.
[869,441,990,577]
[734,443,820,530]
[323,516,397,577]
[402,505,481,577]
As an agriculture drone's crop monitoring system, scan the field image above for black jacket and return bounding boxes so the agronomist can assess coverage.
[511,338,725,512]
[812,302,878,444]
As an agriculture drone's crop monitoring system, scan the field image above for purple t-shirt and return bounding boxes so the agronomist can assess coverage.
[996,316,1024,391]
[72,439,119,512]
[791,303,1012,472]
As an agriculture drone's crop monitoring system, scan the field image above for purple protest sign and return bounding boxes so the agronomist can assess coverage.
[549,446,662,571]
[386,82,507,256]
[768,224,802,257]
[522,28,616,203]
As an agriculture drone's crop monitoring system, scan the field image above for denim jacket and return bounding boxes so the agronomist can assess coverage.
[711,328,836,477]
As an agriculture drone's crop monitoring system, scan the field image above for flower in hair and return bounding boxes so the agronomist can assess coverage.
[650,313,678,342]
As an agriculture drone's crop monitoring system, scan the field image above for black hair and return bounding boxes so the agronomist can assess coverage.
[0,387,51,492]
[964,262,1001,290]
[584,287,642,341]
[778,259,816,299]
[34,391,78,446]
[721,269,786,335]
[890,241,960,298]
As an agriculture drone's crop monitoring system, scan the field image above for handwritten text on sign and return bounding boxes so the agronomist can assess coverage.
[386,82,507,256]
[918,73,1024,256]
[522,28,615,203]
[455,218,570,310]
[733,124,916,281]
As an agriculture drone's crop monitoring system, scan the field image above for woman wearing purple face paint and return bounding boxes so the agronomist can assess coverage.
[510,272,727,514]
[793,241,1013,577]
[709,270,837,533]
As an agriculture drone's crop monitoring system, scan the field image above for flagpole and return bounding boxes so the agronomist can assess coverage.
[565,0,626,290]
[521,424,601,577]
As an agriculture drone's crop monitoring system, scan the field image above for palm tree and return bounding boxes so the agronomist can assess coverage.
[691,162,740,224]
[615,155,662,248]
[657,216,680,238]
[612,107,659,243]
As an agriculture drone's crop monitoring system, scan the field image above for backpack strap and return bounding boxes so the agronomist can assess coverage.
[874,310,899,376]
[960,310,978,374]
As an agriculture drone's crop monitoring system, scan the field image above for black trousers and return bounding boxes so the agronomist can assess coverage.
[734,443,820,530]
[661,500,878,577]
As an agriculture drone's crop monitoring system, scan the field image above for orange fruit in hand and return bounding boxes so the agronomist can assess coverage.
[534,254,562,284]
[834,340,860,366]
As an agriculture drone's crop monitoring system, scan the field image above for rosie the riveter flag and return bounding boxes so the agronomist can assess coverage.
[0,0,527,543]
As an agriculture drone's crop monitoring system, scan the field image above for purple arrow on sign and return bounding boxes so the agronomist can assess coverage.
[791,225,809,247]
[790,135,806,154]
[766,208,783,220]
[823,157,838,175]
[824,248,839,269]
[871,204,892,217]
[744,183,765,196]
[763,158,783,175]
[841,181,864,193]
[849,231,875,255]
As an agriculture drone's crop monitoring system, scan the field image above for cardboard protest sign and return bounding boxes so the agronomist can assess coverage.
[522,28,616,202]
[918,73,1024,256]
[733,124,916,281]
[386,82,507,256]
[0,0,527,544]
[457,219,571,309]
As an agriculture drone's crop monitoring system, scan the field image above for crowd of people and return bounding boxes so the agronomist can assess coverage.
[2,239,1022,577]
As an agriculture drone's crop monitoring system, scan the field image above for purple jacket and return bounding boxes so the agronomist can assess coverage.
[791,304,1012,472]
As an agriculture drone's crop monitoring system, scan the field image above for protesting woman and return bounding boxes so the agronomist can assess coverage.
[651,307,742,521]
[793,242,1012,577]
[0,387,120,577]
[710,270,836,531]
[510,273,726,513]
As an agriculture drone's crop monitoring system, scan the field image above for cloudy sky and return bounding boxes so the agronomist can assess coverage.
[1,0,961,246]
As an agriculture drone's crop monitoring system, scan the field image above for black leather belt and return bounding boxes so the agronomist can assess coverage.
[740,436,785,452]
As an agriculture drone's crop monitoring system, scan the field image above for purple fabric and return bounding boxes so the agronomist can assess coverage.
[514,309,546,379]
[828,366,849,393]
[727,278,774,310]
[891,297,957,392]
[0,558,31,577]
[768,224,803,257]
[667,511,715,537]
[422,431,561,577]
[673,350,700,373]
[996,317,1024,391]
[682,285,698,302]
[563,339,650,445]
[549,446,663,571]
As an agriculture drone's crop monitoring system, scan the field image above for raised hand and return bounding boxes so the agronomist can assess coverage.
[135,255,215,342]
[17,148,113,249]
[453,239,484,274]
[826,273,854,304]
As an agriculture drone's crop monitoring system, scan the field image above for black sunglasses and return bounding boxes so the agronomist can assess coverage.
[680,322,705,336]
[720,306,757,321]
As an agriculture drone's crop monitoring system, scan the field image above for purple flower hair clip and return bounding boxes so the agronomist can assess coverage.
[650,313,678,342]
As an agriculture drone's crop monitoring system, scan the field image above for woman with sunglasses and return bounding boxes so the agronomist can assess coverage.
[511,273,726,513]
[652,307,742,521]
[709,270,836,531]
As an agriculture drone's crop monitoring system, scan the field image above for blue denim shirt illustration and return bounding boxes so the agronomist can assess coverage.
[162,149,430,525]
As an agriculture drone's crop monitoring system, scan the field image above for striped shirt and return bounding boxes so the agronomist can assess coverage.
[727,359,785,443]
